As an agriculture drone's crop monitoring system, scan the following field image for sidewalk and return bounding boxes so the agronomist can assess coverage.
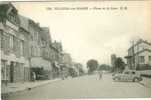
[140,77,151,88]
[1,79,61,95]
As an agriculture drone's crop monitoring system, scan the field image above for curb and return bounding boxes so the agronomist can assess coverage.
[1,79,61,97]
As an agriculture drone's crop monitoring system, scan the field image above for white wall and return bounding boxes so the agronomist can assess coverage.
[137,50,151,65]
[134,42,151,54]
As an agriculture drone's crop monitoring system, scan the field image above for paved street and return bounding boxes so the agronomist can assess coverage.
[4,74,151,100]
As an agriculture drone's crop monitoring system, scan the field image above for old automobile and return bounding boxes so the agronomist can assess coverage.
[113,70,143,82]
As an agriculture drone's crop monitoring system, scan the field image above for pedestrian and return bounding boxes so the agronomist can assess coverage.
[98,71,103,80]
[32,72,36,82]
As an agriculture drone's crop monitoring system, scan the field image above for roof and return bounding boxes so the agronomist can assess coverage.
[0,1,11,5]
[19,15,29,32]
[135,40,151,46]
[0,2,18,14]
[128,39,151,51]
[40,27,51,42]
[49,44,60,53]
[134,49,151,56]
[124,55,132,59]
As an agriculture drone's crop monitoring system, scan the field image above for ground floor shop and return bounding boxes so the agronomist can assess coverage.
[1,60,30,84]
[30,57,53,80]
[1,53,63,84]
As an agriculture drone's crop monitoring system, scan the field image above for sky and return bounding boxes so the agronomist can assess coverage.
[13,1,151,67]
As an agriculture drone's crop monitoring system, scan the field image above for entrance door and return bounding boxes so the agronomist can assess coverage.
[10,62,14,83]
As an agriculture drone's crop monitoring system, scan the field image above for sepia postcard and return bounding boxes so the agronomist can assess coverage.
[0,0,151,100]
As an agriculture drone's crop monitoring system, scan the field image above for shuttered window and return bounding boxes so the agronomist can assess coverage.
[20,40,24,56]
[0,30,3,49]
[1,32,5,50]
[9,35,14,52]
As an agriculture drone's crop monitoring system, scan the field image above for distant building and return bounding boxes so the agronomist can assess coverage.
[125,39,151,70]
[39,27,53,79]
[73,63,84,76]
[52,41,63,63]
[62,53,72,67]
[49,41,63,78]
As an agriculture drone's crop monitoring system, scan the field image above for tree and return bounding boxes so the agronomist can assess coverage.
[87,59,98,74]
[98,64,111,71]
[114,57,125,72]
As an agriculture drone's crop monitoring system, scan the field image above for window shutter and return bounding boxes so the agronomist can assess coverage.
[5,35,10,55]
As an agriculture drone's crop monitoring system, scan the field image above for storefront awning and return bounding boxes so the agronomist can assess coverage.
[31,57,52,70]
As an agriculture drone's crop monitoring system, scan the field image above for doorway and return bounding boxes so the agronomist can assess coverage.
[10,62,14,83]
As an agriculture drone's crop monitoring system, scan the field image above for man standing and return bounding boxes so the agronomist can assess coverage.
[99,71,103,80]
[32,72,36,81]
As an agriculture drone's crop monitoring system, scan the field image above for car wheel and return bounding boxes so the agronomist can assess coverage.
[133,78,139,82]
[114,77,119,81]
[139,77,143,81]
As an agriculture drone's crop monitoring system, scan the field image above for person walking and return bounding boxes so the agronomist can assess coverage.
[32,72,36,82]
[99,71,103,80]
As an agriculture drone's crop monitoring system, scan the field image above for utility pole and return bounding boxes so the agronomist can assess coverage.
[132,40,135,70]
[137,41,139,70]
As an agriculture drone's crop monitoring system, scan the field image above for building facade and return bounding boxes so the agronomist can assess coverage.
[19,15,31,82]
[50,41,63,78]
[62,53,72,68]
[61,53,74,77]
[126,39,151,70]
[0,3,30,83]
[28,20,53,80]
[40,27,53,79]
[1,3,67,82]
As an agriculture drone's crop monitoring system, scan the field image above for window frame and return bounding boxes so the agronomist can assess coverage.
[139,56,145,63]
[149,56,151,62]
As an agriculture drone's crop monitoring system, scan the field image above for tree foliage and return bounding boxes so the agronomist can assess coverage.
[98,64,111,71]
[114,57,125,72]
[87,59,98,74]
